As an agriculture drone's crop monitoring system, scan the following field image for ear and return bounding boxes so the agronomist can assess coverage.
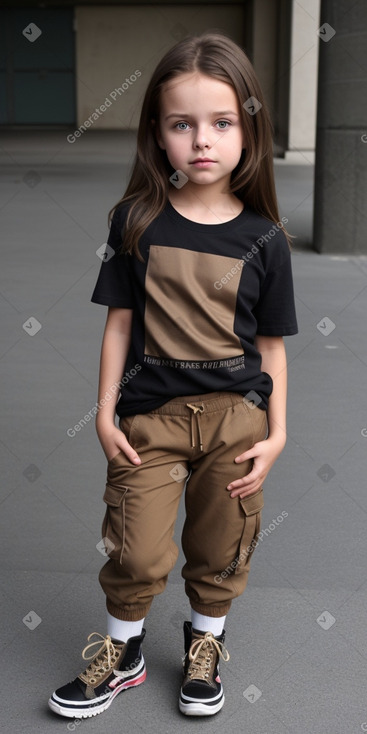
[151,118,165,150]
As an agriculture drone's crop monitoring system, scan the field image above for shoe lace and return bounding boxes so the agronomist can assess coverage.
[187,632,230,681]
[80,632,121,685]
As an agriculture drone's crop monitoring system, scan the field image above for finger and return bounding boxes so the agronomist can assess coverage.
[228,477,263,497]
[228,482,262,499]
[234,448,257,463]
[227,468,259,490]
[118,436,141,465]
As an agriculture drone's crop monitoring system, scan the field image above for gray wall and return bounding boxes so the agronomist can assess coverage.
[75,4,245,130]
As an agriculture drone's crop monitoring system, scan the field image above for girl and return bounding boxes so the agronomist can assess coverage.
[49,32,298,719]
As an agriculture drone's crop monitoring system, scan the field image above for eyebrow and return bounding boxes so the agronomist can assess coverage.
[164,110,239,120]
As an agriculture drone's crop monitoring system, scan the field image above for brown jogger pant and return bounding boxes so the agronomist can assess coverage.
[99,392,268,621]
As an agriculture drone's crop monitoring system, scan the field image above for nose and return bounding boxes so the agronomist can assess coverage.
[193,125,211,150]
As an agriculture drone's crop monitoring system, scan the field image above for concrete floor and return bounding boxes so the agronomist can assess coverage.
[1,131,367,734]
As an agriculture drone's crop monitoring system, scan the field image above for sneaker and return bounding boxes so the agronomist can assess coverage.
[48,630,146,718]
[179,621,230,716]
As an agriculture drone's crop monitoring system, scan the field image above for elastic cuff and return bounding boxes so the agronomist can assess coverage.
[189,600,232,617]
[106,599,152,622]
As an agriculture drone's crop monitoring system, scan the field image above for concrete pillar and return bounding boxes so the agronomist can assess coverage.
[313,0,367,253]
[287,0,320,161]
[252,0,278,118]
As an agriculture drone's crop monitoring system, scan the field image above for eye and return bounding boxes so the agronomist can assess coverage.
[175,121,190,131]
[216,120,231,130]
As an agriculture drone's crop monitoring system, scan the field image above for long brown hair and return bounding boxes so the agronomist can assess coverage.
[110,32,290,258]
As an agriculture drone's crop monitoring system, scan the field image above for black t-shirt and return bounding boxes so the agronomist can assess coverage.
[91,200,298,417]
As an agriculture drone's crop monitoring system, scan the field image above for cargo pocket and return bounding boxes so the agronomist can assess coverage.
[101,484,129,564]
[234,488,264,574]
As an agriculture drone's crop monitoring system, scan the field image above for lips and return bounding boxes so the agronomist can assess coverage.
[190,158,215,163]
[190,158,216,168]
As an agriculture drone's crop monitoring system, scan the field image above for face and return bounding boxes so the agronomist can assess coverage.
[156,72,245,192]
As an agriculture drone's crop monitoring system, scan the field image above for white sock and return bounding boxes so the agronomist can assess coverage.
[106,612,145,642]
[191,611,226,636]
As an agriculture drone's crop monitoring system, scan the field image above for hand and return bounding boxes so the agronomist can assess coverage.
[226,436,286,499]
[96,419,141,465]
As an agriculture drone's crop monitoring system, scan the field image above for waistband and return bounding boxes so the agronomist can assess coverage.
[149,391,245,416]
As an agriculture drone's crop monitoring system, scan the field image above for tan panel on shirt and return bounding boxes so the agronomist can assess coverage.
[144,246,243,361]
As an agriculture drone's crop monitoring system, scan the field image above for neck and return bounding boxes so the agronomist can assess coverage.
[169,181,243,218]
[168,182,244,224]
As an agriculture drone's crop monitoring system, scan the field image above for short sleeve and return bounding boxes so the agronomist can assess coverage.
[91,205,134,308]
[253,241,298,336]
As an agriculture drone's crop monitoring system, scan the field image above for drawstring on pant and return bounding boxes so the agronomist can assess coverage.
[186,403,204,452]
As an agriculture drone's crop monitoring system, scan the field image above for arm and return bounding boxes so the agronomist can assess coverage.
[255,335,287,446]
[227,335,287,498]
[95,306,141,465]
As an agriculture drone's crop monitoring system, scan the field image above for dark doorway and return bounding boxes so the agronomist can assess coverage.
[0,8,75,124]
